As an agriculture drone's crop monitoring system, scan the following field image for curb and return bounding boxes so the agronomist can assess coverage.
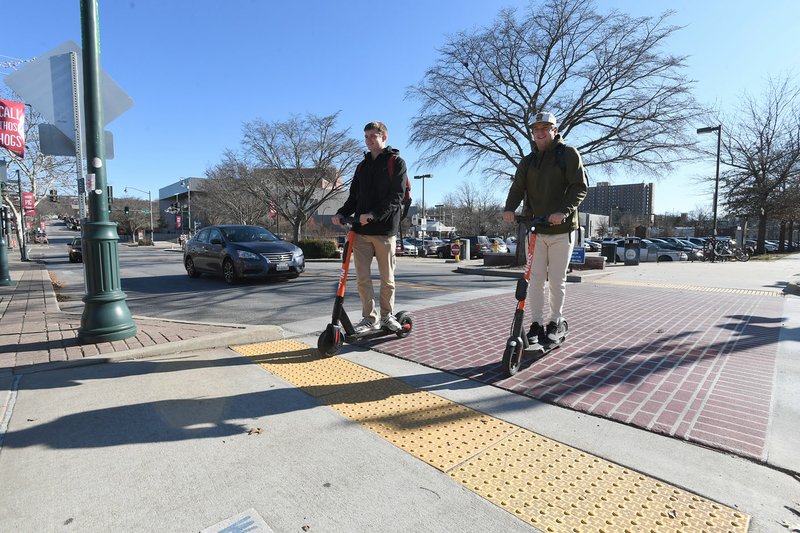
[455,265,608,282]
[11,325,285,376]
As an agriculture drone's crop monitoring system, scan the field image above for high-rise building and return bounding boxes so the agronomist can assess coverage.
[582,182,654,217]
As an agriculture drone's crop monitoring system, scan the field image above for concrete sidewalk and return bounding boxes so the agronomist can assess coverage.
[1,248,800,532]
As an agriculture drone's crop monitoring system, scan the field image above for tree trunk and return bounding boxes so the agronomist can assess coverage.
[778,221,786,252]
[756,214,768,255]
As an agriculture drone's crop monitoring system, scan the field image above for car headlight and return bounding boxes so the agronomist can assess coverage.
[237,250,260,260]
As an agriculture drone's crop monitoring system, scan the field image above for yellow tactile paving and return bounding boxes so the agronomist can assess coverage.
[595,278,782,296]
[231,340,750,532]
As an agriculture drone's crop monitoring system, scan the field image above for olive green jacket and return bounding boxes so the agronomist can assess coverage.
[503,136,588,235]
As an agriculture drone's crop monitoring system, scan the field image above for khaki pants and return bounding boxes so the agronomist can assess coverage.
[352,233,397,322]
[528,232,574,325]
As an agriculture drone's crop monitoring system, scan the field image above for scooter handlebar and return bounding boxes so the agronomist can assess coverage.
[515,214,552,228]
[338,216,357,226]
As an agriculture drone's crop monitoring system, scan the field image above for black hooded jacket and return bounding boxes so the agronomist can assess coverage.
[336,146,407,236]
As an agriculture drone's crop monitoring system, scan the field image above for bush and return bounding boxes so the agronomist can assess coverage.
[298,239,338,259]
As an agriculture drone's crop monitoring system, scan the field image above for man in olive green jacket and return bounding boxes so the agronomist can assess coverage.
[502,111,588,345]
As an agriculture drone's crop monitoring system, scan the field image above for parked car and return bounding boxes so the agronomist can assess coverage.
[400,238,424,256]
[489,237,508,253]
[434,242,454,258]
[609,238,688,262]
[68,237,82,263]
[184,224,305,284]
[459,235,492,258]
[422,237,444,256]
[583,239,601,252]
[505,237,517,255]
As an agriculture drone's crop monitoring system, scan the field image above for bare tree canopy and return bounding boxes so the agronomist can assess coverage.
[720,74,800,253]
[236,112,362,241]
[408,0,705,180]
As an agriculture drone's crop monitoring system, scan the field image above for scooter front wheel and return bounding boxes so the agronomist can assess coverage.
[502,338,524,376]
[318,324,344,356]
[395,311,413,338]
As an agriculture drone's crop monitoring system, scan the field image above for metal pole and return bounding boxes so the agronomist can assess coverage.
[17,170,28,261]
[77,0,136,343]
[712,126,721,237]
[187,182,192,235]
[148,190,154,243]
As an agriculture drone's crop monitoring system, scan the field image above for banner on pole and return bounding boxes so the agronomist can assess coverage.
[22,191,35,216]
[0,99,26,158]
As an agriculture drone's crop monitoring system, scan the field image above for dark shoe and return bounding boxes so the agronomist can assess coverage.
[526,322,544,345]
[546,320,566,343]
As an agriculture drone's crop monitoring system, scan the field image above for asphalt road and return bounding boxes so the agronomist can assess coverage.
[36,221,514,327]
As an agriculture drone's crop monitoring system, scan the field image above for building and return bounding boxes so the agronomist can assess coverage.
[159,177,203,234]
[582,182,654,219]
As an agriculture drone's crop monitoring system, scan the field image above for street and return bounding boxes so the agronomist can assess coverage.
[36,221,512,326]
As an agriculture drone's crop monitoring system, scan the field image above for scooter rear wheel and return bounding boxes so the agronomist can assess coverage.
[318,325,343,356]
[502,340,523,376]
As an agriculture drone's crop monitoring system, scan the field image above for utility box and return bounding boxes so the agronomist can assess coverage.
[624,237,641,266]
[601,242,617,264]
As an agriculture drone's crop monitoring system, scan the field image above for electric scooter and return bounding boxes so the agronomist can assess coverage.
[502,215,569,376]
[317,217,413,356]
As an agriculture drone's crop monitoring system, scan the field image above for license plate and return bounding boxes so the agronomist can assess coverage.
[276,263,289,271]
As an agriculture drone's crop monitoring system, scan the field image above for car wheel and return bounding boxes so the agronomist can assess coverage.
[185,257,201,278]
[658,255,673,262]
[222,259,237,284]
[437,250,444,259]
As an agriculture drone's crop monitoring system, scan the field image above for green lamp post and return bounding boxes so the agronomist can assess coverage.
[77,0,136,343]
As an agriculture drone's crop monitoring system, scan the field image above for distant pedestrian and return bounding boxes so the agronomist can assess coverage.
[502,111,588,345]
[332,121,408,333]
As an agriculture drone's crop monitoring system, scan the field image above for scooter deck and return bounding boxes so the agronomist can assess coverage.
[525,335,567,357]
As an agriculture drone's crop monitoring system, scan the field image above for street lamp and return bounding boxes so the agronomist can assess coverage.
[697,125,722,237]
[124,186,154,243]
[180,178,192,236]
[413,174,432,238]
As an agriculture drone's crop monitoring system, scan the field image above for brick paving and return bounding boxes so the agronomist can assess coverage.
[0,263,245,372]
[370,282,785,462]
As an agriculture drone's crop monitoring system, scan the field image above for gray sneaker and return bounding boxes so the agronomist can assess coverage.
[380,314,402,332]
[354,317,379,333]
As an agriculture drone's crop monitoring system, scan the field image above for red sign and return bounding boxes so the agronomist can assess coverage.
[175,215,182,229]
[450,242,461,256]
[0,99,25,158]
[22,191,35,216]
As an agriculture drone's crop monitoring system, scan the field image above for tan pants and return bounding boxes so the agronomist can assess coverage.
[528,232,574,325]
[352,233,397,321]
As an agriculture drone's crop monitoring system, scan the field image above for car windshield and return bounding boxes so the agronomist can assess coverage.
[221,226,278,243]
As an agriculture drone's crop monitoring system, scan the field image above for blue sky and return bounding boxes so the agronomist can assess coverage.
[3,0,799,215]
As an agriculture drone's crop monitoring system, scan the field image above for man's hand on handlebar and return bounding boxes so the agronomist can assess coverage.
[548,212,567,225]
[502,211,516,223]
[331,214,344,226]
[359,213,375,225]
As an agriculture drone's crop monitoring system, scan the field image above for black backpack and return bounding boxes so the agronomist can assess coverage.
[388,154,412,219]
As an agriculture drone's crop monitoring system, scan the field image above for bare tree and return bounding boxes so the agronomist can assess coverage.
[720,75,800,254]
[442,181,505,236]
[198,151,271,226]
[1,89,76,253]
[408,0,705,181]
[238,113,362,241]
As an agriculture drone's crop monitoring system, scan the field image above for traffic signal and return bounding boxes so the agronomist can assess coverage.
[124,206,129,215]
[49,189,57,202]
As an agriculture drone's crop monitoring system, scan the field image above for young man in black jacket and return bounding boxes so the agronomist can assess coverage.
[502,112,588,345]
[332,121,407,332]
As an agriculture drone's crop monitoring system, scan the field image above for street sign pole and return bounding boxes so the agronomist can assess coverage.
[77,0,136,343]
